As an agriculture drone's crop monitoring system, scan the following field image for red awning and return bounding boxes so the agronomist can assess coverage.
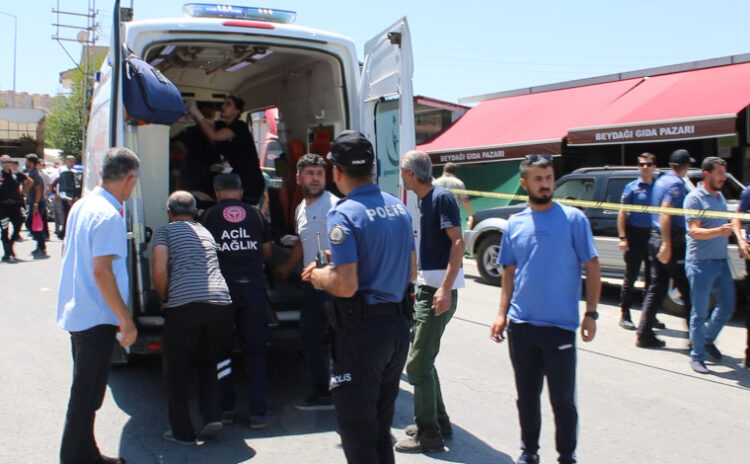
[419,79,643,165]
[567,62,750,145]
[421,61,750,163]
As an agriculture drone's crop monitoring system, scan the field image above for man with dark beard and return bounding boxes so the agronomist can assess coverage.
[276,154,339,410]
[490,154,600,464]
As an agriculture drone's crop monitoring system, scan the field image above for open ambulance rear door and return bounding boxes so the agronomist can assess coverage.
[359,18,417,225]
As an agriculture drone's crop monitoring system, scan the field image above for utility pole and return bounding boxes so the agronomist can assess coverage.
[52,0,99,157]
[0,10,17,107]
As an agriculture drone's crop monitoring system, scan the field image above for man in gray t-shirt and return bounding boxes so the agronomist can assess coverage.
[276,154,338,410]
[432,162,473,221]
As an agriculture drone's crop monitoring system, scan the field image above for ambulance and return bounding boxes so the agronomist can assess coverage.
[86,1,416,360]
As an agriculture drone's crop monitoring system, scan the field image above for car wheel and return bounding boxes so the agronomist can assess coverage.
[660,280,717,318]
[476,233,503,286]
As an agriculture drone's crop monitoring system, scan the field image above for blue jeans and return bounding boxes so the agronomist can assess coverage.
[685,259,735,361]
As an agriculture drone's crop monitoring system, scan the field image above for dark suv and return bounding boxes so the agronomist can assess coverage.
[463,166,746,314]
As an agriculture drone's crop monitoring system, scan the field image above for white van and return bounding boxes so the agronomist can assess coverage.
[86,2,417,359]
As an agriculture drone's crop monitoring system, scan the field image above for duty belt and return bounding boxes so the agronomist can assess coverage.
[364,302,402,319]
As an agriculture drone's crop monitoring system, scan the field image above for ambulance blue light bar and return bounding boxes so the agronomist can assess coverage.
[183,4,296,23]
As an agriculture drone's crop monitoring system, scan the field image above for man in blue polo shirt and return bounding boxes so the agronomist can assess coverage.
[636,149,693,348]
[617,152,657,330]
[490,154,600,464]
[395,150,464,454]
[731,184,750,369]
[56,147,140,464]
[306,130,415,464]
[684,157,735,374]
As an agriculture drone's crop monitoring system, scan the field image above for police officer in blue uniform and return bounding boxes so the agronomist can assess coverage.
[636,149,693,347]
[617,152,657,330]
[305,131,416,464]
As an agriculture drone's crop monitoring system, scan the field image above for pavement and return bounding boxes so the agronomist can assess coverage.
[1,235,749,463]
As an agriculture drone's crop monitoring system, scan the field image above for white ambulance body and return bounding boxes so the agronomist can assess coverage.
[86,2,416,357]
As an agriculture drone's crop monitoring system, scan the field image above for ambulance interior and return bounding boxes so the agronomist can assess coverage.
[140,41,347,238]
[136,41,348,319]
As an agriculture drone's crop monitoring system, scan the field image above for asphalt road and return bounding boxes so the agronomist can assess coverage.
[1,236,749,463]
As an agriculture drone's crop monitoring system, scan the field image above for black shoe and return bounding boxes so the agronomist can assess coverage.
[744,355,749,369]
[619,318,636,330]
[636,335,665,348]
[405,422,453,438]
[517,452,540,464]
[653,318,666,330]
[705,343,722,361]
[1,256,11,262]
[221,411,234,425]
[394,430,445,453]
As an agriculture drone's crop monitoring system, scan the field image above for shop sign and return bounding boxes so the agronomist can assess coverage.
[568,117,737,145]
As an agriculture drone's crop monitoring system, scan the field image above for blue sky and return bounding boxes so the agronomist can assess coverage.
[3,0,750,103]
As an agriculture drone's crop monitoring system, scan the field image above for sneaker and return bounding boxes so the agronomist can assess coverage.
[619,318,636,330]
[404,422,453,438]
[517,452,540,464]
[654,318,666,330]
[394,430,445,453]
[162,430,199,446]
[1,256,11,262]
[294,393,334,411]
[200,421,222,438]
[636,335,665,348]
[249,413,277,429]
[691,359,710,374]
[705,343,722,361]
[221,411,234,425]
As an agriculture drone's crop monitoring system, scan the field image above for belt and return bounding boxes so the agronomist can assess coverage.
[364,302,402,319]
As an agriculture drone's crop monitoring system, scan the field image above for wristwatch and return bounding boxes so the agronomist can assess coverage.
[584,311,599,320]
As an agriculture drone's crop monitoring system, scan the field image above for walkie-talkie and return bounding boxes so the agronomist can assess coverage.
[315,232,329,268]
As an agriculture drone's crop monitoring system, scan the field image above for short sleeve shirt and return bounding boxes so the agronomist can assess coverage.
[0,170,24,203]
[738,186,750,240]
[56,187,129,331]
[620,178,653,228]
[327,184,415,304]
[202,199,271,285]
[152,220,232,308]
[296,191,339,266]
[25,168,45,207]
[433,174,467,201]
[419,186,461,271]
[684,184,729,261]
[651,171,688,229]
[498,202,598,331]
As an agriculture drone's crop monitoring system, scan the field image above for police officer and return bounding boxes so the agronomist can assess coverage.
[0,155,29,261]
[305,131,415,464]
[201,173,276,428]
[636,149,693,348]
[617,152,662,330]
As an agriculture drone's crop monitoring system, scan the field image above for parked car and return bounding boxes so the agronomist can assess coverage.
[464,166,747,315]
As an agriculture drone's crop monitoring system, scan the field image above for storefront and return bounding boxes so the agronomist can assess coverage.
[419,54,750,208]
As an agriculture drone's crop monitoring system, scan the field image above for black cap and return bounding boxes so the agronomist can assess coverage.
[327,130,374,172]
[669,149,695,165]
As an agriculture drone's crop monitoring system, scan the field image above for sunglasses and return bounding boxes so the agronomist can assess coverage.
[638,162,654,167]
[525,154,553,162]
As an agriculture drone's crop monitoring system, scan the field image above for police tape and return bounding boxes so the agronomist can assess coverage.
[449,188,750,222]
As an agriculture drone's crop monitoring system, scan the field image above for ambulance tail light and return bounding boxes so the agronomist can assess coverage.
[183,3,296,23]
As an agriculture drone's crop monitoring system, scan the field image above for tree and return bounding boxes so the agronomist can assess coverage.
[45,78,85,162]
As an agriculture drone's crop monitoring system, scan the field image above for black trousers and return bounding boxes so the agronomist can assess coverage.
[508,322,577,464]
[331,312,410,464]
[24,203,47,251]
[162,302,234,441]
[637,230,691,338]
[1,204,23,257]
[60,324,117,464]
[620,225,651,312]
[299,282,332,395]
[219,282,270,416]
